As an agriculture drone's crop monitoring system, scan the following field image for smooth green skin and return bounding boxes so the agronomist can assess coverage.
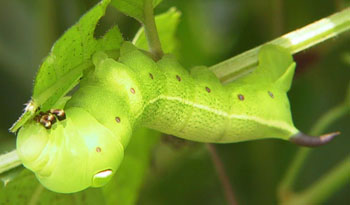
[17,108,124,193]
[17,42,299,193]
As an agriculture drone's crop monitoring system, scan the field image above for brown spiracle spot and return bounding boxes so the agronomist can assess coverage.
[149,73,154,79]
[238,94,245,101]
[130,88,135,94]
[205,87,211,93]
[268,91,274,98]
[176,75,181,82]
[115,117,121,123]
[96,147,102,152]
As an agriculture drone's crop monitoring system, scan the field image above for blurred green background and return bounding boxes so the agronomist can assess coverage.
[0,0,349,204]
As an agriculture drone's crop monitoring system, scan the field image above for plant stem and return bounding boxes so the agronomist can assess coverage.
[210,8,350,83]
[278,102,349,201]
[0,150,21,174]
[284,156,350,205]
[143,0,163,60]
[206,144,237,205]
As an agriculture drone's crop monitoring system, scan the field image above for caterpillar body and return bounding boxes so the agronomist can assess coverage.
[16,42,337,193]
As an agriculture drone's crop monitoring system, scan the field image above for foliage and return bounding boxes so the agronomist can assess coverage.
[111,0,163,22]
[0,0,349,204]
[10,0,123,132]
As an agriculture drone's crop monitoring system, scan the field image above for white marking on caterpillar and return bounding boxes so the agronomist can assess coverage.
[94,169,112,178]
[138,95,297,134]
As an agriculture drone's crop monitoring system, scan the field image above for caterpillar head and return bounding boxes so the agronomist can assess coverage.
[16,107,124,193]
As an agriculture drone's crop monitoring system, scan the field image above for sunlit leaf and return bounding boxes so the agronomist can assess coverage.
[10,0,123,132]
[111,0,162,22]
[0,169,105,204]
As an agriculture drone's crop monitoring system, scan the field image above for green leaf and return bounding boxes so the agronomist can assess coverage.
[111,0,162,22]
[102,128,160,205]
[133,7,181,53]
[10,0,124,132]
[0,169,105,204]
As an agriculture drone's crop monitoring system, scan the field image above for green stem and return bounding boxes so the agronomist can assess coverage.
[143,0,163,60]
[210,8,350,83]
[278,102,349,201]
[0,150,21,174]
[284,157,350,205]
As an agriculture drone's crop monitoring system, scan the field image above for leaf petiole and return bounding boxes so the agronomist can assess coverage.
[143,0,163,60]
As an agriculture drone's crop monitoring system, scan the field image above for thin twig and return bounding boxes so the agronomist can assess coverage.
[143,0,163,60]
[206,144,237,205]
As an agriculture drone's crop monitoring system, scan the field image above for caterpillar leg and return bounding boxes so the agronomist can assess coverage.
[39,114,55,129]
[289,131,340,147]
[34,109,66,129]
[50,109,66,121]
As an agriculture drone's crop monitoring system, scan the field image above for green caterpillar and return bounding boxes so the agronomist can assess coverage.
[16,42,337,193]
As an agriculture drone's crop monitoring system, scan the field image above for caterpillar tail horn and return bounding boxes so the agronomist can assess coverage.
[289,131,340,147]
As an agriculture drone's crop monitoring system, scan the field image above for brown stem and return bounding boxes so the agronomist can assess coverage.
[206,144,237,205]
